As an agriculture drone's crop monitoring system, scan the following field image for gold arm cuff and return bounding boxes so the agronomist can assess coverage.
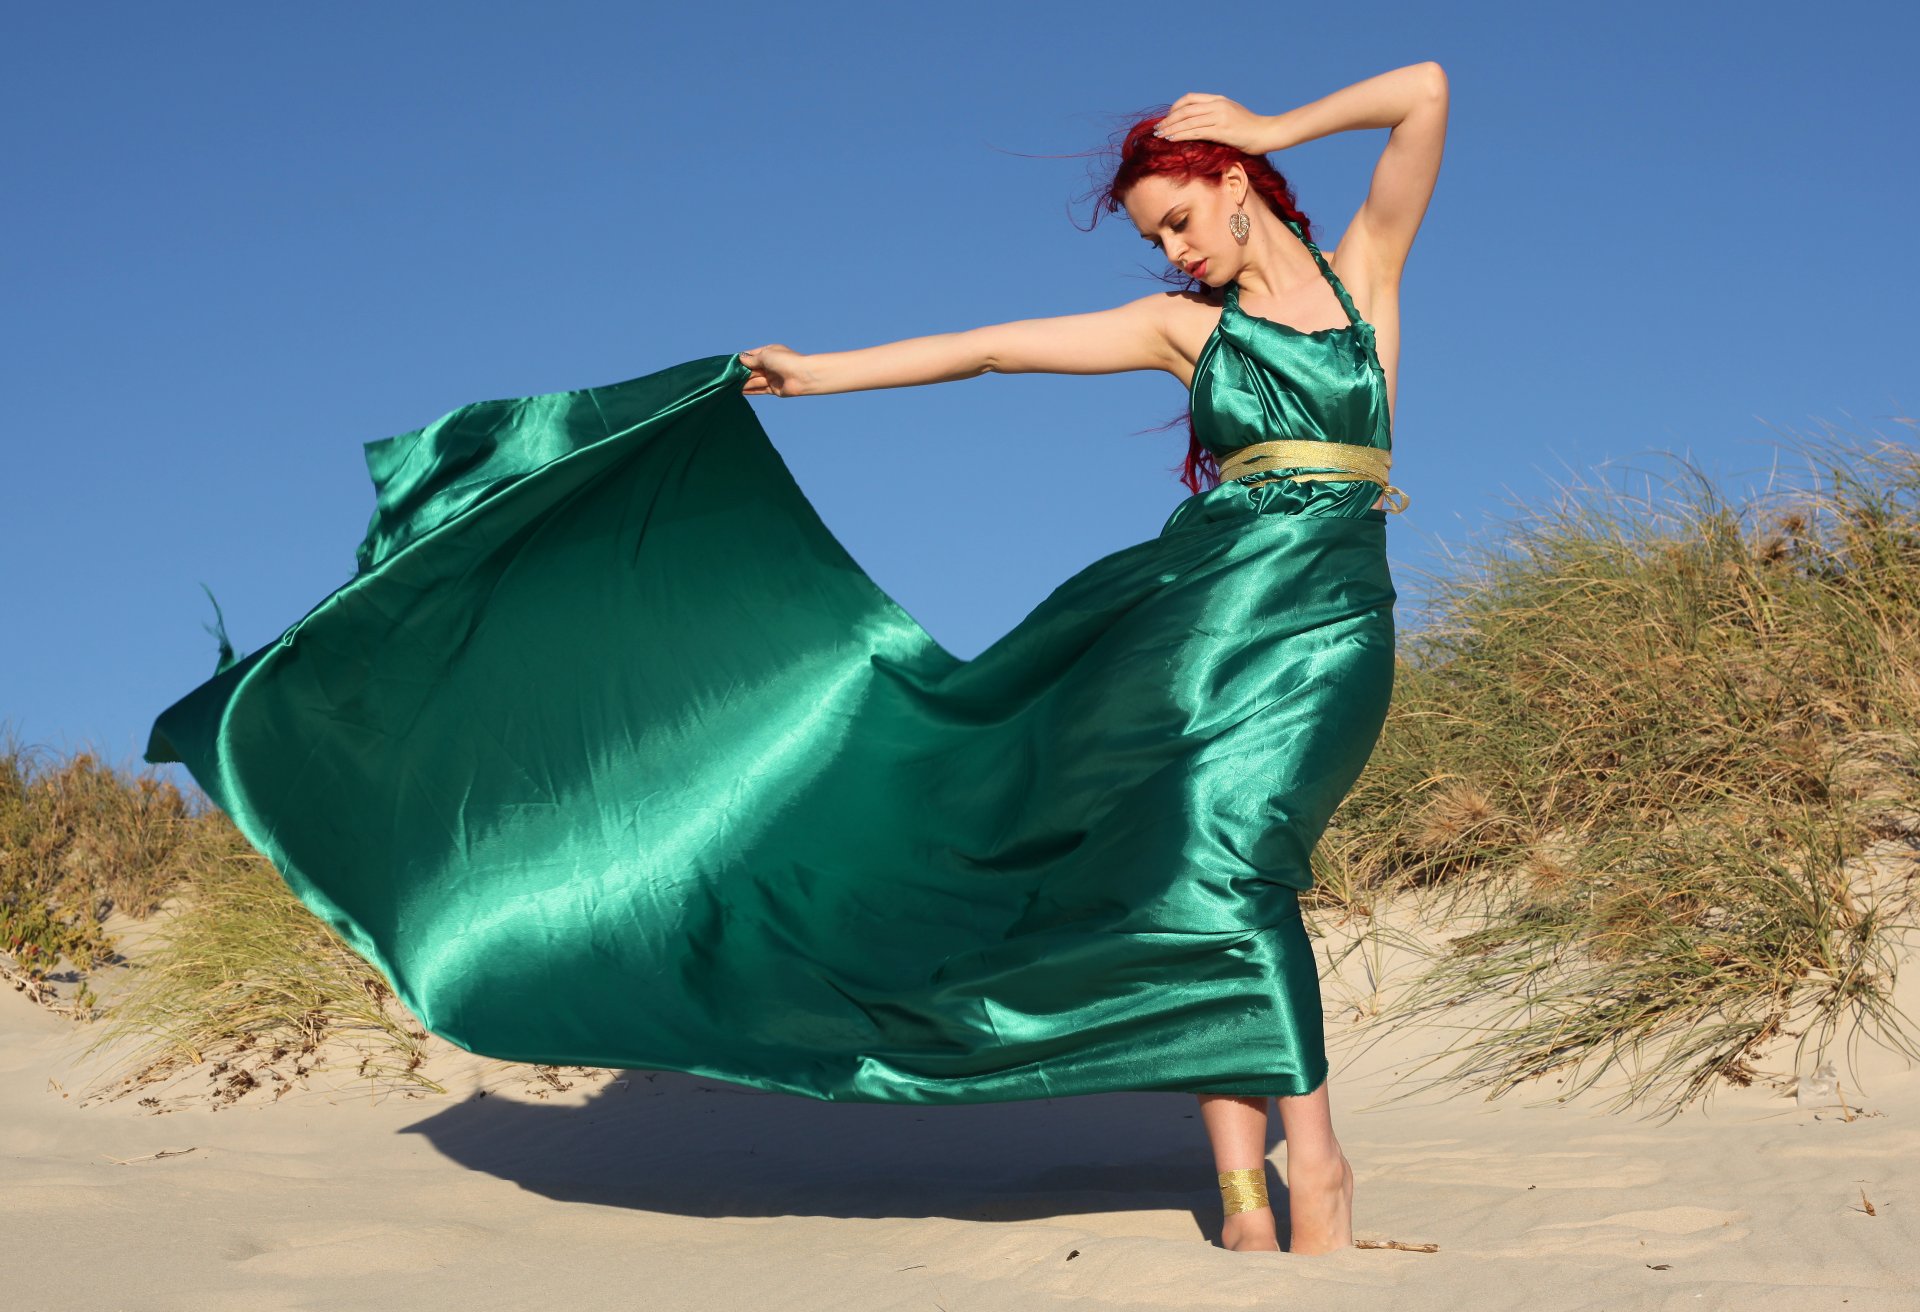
[1217,1166,1271,1215]
[1216,439,1409,514]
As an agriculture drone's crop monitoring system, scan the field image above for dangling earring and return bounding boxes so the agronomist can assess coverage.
[1228,198,1251,245]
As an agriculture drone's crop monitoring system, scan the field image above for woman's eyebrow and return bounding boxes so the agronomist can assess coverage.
[1139,209,1182,242]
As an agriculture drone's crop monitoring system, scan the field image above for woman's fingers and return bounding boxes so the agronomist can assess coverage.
[739,349,765,395]
[738,344,797,397]
[1158,93,1229,139]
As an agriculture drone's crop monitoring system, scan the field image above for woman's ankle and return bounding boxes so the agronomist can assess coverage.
[1285,1142,1347,1176]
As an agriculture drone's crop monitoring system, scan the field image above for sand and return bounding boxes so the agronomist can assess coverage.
[5,874,1918,1311]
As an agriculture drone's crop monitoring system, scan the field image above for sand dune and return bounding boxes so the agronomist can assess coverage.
[5,891,1917,1311]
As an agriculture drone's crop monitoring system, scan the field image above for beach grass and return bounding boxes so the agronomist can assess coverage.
[0,733,213,1012]
[0,728,441,1103]
[75,836,443,1106]
[1309,419,1920,1116]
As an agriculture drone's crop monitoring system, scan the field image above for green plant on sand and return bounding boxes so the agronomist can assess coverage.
[0,727,441,1104]
[77,839,442,1107]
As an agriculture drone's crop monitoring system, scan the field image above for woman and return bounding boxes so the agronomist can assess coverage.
[736,67,1446,1253]
[146,66,1447,1258]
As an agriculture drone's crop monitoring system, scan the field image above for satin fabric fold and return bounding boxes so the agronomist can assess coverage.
[148,264,1397,1104]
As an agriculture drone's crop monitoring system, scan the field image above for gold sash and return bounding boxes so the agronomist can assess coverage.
[1216,439,1409,514]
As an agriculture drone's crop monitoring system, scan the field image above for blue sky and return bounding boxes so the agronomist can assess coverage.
[3,0,1914,782]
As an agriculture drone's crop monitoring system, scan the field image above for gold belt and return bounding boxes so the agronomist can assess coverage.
[1216,439,1409,514]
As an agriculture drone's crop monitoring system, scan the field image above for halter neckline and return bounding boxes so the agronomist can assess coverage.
[1224,215,1365,337]
[1186,213,1393,448]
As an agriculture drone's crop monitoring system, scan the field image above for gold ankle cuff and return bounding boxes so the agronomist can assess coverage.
[1218,1167,1270,1215]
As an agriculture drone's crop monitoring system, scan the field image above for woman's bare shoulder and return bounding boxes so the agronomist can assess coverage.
[1136,286,1227,386]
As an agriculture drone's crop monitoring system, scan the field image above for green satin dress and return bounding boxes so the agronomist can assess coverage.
[146,215,1396,1104]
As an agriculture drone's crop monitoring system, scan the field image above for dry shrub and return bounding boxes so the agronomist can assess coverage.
[0,729,225,1009]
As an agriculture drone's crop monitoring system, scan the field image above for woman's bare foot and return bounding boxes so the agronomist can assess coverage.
[1284,1150,1354,1255]
[1219,1205,1281,1252]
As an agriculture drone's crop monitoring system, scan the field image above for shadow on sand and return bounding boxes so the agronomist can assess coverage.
[400,1068,1292,1243]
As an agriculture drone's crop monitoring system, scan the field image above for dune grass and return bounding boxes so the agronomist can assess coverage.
[1307,421,1920,1117]
[0,733,214,1013]
[76,837,443,1107]
[0,728,441,1103]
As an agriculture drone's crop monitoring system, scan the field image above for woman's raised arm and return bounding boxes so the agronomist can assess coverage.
[739,293,1180,397]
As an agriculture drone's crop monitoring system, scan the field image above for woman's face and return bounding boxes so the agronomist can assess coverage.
[1124,168,1242,286]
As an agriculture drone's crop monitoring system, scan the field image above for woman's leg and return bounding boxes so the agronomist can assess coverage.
[1273,1078,1354,1254]
[1194,1093,1280,1251]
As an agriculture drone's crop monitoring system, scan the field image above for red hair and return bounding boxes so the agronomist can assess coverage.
[1084,114,1316,494]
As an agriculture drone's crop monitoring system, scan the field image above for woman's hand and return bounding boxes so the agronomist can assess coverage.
[1153,93,1277,155]
[738,344,814,397]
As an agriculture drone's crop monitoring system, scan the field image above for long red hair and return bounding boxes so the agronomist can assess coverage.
[1086,115,1316,494]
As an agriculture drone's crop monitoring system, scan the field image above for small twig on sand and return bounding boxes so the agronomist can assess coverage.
[102,1147,198,1165]
[1355,1239,1440,1253]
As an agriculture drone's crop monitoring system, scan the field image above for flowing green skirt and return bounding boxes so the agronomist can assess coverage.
[146,352,1395,1103]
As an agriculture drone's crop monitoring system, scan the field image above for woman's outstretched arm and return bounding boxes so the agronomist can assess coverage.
[739,292,1181,397]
